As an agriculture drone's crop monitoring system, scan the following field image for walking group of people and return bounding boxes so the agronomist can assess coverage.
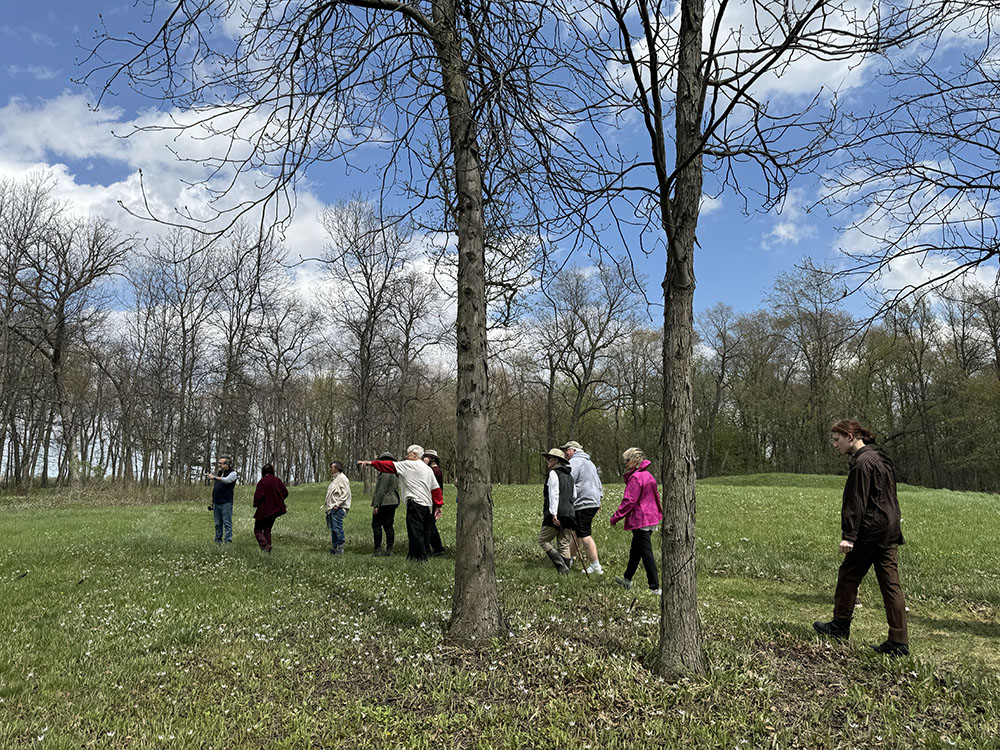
[538,441,663,595]
[205,417,910,656]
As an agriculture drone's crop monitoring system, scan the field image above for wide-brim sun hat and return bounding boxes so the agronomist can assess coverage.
[540,448,570,463]
[422,449,439,460]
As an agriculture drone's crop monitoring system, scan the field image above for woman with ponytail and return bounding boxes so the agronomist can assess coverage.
[813,420,910,656]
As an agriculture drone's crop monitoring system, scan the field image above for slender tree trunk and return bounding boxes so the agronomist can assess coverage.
[41,406,54,487]
[433,0,505,645]
[656,0,707,678]
[545,359,558,448]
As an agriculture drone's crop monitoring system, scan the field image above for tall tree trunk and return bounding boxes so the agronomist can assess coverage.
[434,0,506,645]
[41,405,54,488]
[656,0,707,678]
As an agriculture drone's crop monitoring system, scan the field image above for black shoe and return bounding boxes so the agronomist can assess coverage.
[385,548,394,557]
[870,639,909,657]
[373,549,384,557]
[813,620,850,640]
[431,549,447,557]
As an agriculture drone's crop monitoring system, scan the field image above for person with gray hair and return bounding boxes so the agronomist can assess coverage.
[561,440,604,575]
[359,445,443,562]
[324,460,352,555]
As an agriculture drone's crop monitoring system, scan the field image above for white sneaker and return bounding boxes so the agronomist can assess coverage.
[647,588,661,596]
[584,561,604,575]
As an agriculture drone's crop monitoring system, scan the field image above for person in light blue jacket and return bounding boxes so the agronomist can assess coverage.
[561,441,604,575]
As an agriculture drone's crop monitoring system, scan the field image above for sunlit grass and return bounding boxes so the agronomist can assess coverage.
[1,476,998,748]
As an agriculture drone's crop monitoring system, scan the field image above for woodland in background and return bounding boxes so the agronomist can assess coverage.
[3,173,998,494]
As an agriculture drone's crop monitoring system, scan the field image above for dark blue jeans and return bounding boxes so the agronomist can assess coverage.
[327,508,346,551]
[213,502,233,543]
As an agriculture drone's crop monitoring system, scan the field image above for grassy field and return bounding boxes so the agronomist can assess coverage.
[2,474,999,748]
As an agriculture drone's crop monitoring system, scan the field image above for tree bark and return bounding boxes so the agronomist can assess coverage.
[432,0,506,645]
[656,0,707,678]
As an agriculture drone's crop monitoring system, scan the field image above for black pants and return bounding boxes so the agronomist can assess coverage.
[372,505,397,551]
[624,529,658,589]
[405,499,433,561]
[425,515,445,555]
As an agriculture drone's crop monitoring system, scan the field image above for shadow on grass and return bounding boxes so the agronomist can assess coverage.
[782,591,833,606]
[909,614,1000,639]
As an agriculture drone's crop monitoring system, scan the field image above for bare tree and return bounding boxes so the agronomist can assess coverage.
[822,3,1000,306]
[385,268,445,449]
[321,199,406,488]
[13,205,132,485]
[563,0,951,677]
[769,262,853,470]
[86,0,594,644]
[248,295,323,481]
[696,303,742,476]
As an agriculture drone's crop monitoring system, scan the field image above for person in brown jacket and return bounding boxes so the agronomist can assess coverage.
[813,420,909,656]
[252,463,288,552]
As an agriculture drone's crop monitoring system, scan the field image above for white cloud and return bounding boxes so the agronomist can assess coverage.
[762,189,816,250]
[0,92,338,238]
[0,24,56,47]
[5,64,61,81]
[701,194,723,215]
[829,174,1000,299]
[603,0,877,107]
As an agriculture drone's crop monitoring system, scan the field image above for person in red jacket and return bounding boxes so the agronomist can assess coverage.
[252,463,288,552]
[358,445,443,561]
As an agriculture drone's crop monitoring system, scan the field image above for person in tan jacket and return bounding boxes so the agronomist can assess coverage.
[324,461,352,555]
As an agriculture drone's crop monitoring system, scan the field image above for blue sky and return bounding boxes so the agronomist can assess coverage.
[0,1,974,319]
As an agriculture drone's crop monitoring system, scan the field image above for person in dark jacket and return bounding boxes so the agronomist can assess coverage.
[537,448,576,574]
[814,420,910,656]
[421,449,446,556]
[206,456,237,544]
[371,452,400,556]
[252,463,288,552]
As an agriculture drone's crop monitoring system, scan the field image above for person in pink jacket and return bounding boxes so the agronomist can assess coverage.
[610,447,663,595]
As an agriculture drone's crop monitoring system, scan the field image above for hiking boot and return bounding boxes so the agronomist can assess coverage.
[812,620,850,640]
[545,548,570,574]
[870,640,909,657]
[373,548,384,557]
[614,576,633,590]
[562,557,573,571]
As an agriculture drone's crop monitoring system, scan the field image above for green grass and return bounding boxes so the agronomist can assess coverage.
[1,475,999,748]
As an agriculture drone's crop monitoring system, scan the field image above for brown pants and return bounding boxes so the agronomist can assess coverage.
[833,543,908,644]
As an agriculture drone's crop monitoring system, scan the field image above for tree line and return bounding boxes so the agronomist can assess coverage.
[4,176,996,494]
